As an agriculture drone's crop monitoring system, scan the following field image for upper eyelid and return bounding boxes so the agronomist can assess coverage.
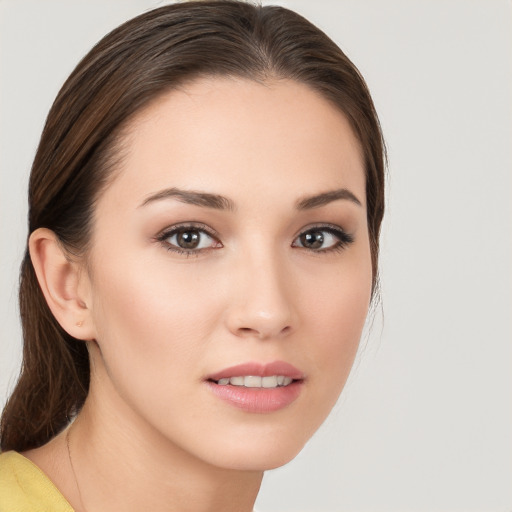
[155,222,352,246]
[157,222,219,239]
[294,222,350,237]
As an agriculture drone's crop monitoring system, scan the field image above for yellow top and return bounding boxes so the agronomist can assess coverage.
[0,450,74,511]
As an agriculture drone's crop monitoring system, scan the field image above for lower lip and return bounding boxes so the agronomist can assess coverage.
[206,381,303,413]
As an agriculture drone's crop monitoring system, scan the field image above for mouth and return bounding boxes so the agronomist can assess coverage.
[211,375,295,388]
[205,361,305,413]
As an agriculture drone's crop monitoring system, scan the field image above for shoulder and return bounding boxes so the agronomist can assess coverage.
[0,451,74,512]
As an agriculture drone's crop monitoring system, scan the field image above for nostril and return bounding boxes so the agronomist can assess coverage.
[237,327,259,337]
[236,325,292,339]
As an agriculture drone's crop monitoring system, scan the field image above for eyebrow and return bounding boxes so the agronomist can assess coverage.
[139,186,361,212]
[295,188,362,210]
[139,187,235,211]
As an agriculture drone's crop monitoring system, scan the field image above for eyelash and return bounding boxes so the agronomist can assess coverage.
[155,223,354,256]
[292,224,354,253]
[156,223,221,256]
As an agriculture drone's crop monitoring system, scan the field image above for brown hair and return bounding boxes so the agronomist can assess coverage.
[0,0,385,452]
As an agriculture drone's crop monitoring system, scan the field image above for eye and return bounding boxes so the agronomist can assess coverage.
[157,224,222,254]
[292,225,354,252]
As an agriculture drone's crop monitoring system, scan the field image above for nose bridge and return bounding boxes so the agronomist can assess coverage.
[227,242,296,340]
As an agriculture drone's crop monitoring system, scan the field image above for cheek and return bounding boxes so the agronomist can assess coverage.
[86,256,229,450]
[302,246,373,408]
[87,253,222,385]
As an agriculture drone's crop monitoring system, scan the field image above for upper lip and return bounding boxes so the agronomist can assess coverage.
[207,361,305,381]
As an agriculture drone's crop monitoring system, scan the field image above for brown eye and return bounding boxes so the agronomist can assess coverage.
[160,225,221,253]
[299,231,324,249]
[292,226,354,252]
[176,230,201,249]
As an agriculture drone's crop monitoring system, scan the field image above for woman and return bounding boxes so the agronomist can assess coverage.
[0,1,385,510]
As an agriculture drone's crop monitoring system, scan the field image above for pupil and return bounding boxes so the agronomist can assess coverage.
[177,230,200,249]
[302,231,324,249]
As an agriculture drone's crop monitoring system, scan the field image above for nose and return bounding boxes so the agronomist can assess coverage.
[224,251,297,341]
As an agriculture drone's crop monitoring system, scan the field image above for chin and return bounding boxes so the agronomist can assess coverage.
[196,418,320,472]
[214,443,305,472]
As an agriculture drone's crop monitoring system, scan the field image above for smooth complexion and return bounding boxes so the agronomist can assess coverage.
[26,78,372,512]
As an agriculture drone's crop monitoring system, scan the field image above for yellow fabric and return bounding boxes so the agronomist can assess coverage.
[0,451,74,511]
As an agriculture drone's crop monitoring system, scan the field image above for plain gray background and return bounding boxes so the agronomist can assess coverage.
[1,1,511,510]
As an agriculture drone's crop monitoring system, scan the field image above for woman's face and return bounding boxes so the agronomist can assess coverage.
[82,77,372,470]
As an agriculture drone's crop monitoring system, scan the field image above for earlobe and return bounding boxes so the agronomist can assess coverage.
[29,228,95,340]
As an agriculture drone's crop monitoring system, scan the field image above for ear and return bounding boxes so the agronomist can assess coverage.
[29,228,95,340]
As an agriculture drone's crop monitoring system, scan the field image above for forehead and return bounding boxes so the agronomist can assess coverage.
[101,77,366,209]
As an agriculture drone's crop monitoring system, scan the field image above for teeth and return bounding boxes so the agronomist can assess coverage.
[215,375,295,388]
[229,376,245,386]
[244,376,262,388]
[262,376,277,388]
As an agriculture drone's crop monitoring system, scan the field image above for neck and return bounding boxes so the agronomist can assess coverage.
[67,381,262,512]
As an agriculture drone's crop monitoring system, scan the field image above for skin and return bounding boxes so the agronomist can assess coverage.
[26,77,372,512]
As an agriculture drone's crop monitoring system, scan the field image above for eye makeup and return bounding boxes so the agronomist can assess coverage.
[292,223,354,254]
[155,222,222,256]
[154,220,354,257]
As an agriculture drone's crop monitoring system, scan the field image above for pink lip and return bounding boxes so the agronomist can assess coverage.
[205,361,305,414]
